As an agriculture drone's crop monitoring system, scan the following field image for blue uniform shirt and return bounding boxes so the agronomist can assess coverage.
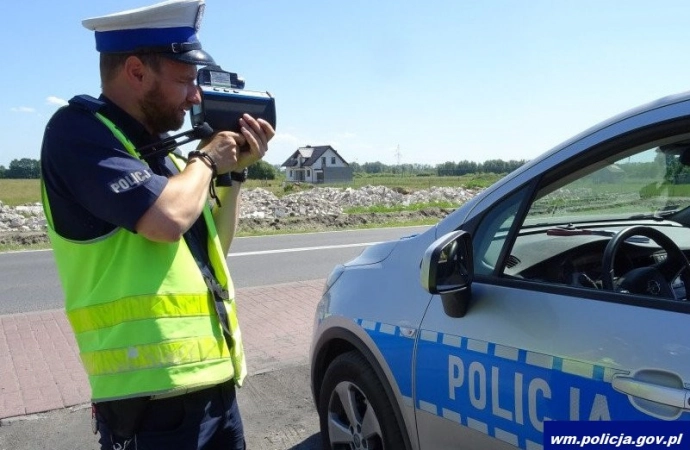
[41,95,171,241]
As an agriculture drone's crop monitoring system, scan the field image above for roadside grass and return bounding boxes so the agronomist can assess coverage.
[345,200,458,214]
[0,242,51,253]
[234,216,439,238]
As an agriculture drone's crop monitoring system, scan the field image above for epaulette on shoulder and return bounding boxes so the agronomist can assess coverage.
[68,95,106,113]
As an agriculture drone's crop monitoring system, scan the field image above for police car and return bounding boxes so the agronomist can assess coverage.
[310,91,690,449]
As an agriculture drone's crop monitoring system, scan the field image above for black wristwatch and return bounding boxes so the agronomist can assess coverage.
[230,168,248,183]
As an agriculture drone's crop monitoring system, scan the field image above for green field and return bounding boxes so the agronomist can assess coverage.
[0,179,42,206]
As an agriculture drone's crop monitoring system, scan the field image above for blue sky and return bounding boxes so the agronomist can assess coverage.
[3,1,690,169]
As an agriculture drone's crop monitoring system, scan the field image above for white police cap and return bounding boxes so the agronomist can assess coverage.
[82,0,214,65]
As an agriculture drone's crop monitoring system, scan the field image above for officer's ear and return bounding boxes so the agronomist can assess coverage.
[123,55,148,86]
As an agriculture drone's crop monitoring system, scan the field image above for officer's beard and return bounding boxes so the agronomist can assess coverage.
[140,80,186,134]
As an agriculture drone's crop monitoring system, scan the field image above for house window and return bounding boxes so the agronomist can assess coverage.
[331,157,336,164]
[307,170,311,177]
[322,157,326,166]
[289,170,293,177]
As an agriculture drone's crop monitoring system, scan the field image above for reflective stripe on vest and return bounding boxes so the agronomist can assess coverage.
[40,112,246,401]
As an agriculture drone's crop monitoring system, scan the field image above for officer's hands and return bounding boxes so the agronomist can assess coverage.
[237,113,275,170]
[197,113,274,175]
[199,131,241,175]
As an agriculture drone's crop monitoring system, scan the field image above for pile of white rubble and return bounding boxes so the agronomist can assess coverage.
[0,185,480,232]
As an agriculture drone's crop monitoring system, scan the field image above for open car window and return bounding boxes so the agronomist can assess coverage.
[492,135,690,301]
[526,145,689,229]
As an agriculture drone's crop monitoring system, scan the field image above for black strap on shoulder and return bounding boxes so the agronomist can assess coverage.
[154,163,235,353]
[183,230,235,351]
[68,95,106,113]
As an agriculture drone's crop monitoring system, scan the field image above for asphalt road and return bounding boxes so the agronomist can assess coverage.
[0,226,430,315]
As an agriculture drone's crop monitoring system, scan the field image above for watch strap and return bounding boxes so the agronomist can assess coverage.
[230,168,248,183]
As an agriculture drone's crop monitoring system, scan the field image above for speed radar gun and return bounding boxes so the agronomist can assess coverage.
[136,64,276,186]
[191,64,277,186]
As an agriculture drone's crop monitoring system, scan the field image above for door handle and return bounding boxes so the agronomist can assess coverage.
[612,377,688,408]
[612,369,689,419]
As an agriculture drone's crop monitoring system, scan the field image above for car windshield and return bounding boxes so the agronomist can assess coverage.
[524,144,690,228]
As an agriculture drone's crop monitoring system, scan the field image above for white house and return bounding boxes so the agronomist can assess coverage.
[281,145,353,183]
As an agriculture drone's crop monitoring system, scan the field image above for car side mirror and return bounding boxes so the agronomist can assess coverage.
[420,230,474,318]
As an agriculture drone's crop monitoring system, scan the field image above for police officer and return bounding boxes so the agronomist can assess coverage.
[40,1,274,448]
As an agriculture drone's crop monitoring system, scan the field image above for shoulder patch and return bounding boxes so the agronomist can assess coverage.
[108,169,155,194]
[68,95,106,113]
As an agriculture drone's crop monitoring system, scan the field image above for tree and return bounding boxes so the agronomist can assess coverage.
[6,158,40,179]
[436,161,457,176]
[482,159,509,174]
[456,160,479,175]
[248,159,276,180]
[362,161,386,174]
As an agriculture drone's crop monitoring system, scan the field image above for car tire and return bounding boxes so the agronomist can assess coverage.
[318,350,406,450]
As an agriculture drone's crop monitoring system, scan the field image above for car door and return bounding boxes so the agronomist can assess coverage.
[414,131,690,449]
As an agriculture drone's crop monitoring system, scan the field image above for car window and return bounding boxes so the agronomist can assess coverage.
[496,136,690,301]
[526,147,680,228]
[472,187,528,275]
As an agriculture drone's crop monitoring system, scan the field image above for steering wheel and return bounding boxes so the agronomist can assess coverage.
[602,226,690,300]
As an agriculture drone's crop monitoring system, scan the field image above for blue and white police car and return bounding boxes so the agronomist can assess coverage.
[310,91,690,449]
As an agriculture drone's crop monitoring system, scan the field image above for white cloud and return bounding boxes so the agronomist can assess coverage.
[46,96,69,106]
[10,106,35,113]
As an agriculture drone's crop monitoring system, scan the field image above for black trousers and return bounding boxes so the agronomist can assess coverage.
[97,380,245,450]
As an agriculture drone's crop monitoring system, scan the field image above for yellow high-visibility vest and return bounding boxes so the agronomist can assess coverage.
[41,112,246,402]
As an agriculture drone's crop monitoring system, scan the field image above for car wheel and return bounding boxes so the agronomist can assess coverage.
[318,351,406,450]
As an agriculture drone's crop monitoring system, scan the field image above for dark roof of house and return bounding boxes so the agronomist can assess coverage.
[280,145,349,167]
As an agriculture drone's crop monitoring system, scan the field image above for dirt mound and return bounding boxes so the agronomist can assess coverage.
[0,231,50,248]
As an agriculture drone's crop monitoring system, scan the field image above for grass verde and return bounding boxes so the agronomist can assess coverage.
[0,174,500,252]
